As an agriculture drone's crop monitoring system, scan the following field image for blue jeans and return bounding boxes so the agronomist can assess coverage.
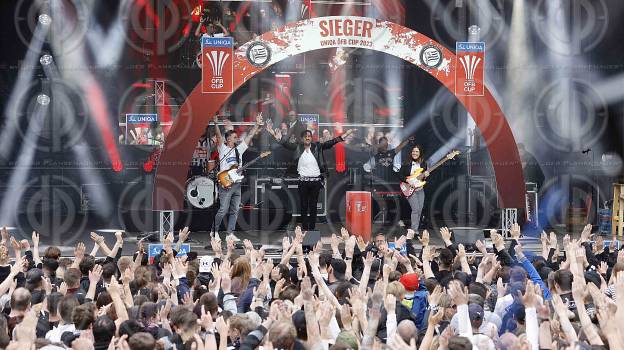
[407,189,425,230]
[214,183,241,232]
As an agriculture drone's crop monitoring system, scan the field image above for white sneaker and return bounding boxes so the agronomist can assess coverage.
[210,231,219,240]
[227,232,241,242]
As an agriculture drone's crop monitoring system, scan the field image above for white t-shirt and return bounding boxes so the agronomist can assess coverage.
[298,147,321,177]
[410,161,423,176]
[218,141,248,171]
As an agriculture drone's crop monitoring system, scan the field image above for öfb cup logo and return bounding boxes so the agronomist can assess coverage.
[202,37,234,94]
[455,42,485,96]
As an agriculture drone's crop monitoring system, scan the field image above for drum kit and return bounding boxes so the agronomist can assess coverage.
[186,175,217,209]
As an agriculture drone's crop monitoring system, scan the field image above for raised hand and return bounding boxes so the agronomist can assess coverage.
[491,231,505,251]
[345,236,356,258]
[395,235,407,249]
[519,281,540,308]
[448,282,468,305]
[90,232,104,244]
[89,264,103,285]
[428,285,443,305]
[440,227,452,245]
[355,236,367,251]
[178,227,190,243]
[418,229,429,246]
[510,223,521,240]
[496,277,506,298]
[74,242,86,260]
[549,232,558,249]
[364,251,374,267]
[457,244,466,259]
[10,236,20,252]
[115,231,123,244]
[31,231,39,247]
[563,234,571,249]
[340,227,349,241]
[580,224,592,243]
[308,252,320,269]
[406,228,415,240]
[215,316,229,337]
[0,226,8,243]
[475,239,486,254]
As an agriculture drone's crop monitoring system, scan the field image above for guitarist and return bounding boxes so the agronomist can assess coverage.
[212,113,263,241]
[399,145,430,231]
[268,127,354,230]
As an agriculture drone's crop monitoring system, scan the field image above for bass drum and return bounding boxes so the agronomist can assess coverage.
[186,176,218,209]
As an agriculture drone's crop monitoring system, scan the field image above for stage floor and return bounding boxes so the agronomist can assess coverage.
[6,222,601,259]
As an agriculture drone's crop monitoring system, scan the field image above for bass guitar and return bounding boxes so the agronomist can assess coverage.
[399,150,460,197]
[217,151,272,188]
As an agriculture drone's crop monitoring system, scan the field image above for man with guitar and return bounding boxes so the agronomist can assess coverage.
[212,113,263,241]
[399,146,460,230]
[268,127,354,230]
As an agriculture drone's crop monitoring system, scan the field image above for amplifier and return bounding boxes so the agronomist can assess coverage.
[254,178,327,216]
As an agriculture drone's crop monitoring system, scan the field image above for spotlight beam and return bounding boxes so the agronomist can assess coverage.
[0,23,50,158]
[0,105,47,225]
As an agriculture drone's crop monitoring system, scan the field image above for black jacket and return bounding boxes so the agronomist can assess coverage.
[398,161,427,183]
[278,136,344,177]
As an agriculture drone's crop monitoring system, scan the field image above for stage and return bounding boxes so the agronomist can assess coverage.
[11,222,599,260]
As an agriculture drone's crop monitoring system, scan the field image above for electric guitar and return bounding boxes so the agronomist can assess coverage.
[399,150,460,197]
[217,151,272,188]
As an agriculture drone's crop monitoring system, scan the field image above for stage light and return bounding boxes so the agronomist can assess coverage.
[112,160,123,172]
[143,160,154,173]
[39,54,53,66]
[38,14,52,25]
[37,94,50,106]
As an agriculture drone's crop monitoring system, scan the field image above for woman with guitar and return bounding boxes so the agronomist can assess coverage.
[212,113,263,241]
[399,146,460,230]
[399,145,429,231]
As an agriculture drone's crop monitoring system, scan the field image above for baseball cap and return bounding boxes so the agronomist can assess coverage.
[469,303,484,322]
[399,273,420,292]
[330,258,346,280]
[199,256,213,273]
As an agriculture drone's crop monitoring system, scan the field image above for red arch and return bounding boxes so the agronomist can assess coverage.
[153,17,525,210]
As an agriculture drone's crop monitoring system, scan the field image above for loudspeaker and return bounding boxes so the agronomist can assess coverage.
[287,230,321,252]
[450,227,485,247]
[254,178,327,216]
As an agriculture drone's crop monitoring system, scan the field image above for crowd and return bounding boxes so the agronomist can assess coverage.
[0,222,623,350]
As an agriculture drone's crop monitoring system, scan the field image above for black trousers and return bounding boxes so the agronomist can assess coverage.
[298,180,322,230]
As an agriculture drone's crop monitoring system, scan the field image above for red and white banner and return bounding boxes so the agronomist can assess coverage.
[202,37,234,93]
[455,42,485,96]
